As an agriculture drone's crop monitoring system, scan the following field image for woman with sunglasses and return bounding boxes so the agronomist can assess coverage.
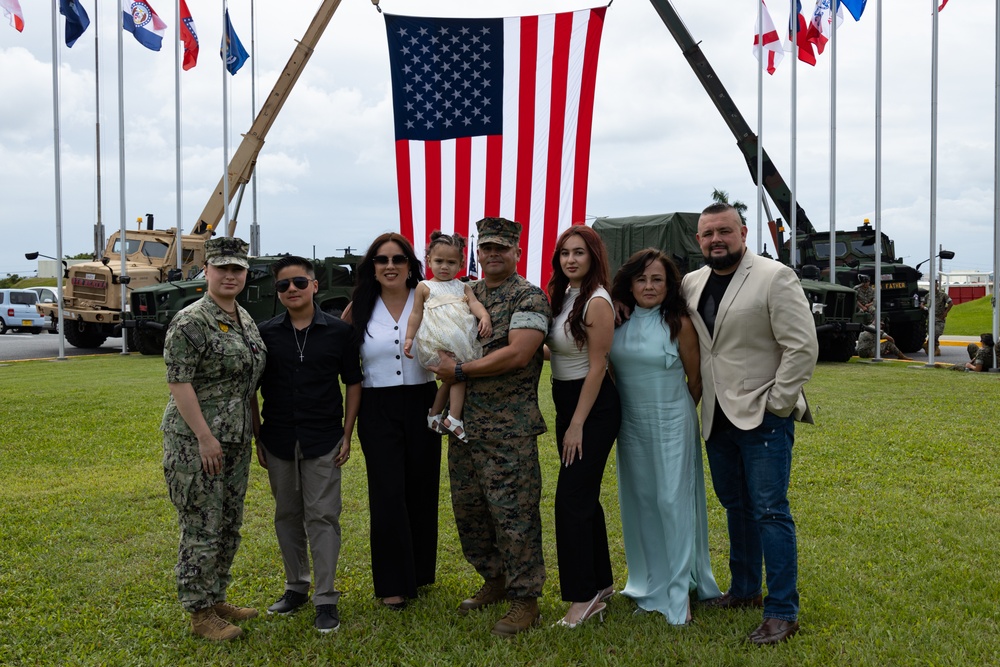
[342,233,441,610]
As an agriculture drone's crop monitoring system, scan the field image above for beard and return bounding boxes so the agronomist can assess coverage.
[704,247,744,270]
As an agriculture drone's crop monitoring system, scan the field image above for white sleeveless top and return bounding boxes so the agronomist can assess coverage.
[360,290,435,388]
[547,286,612,381]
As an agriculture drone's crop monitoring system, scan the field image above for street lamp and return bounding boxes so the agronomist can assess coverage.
[24,251,67,360]
[913,249,955,274]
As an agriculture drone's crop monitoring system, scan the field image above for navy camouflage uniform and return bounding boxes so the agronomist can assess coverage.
[161,294,266,612]
[449,271,551,598]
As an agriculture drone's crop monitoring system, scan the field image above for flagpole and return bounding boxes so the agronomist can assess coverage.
[250,0,260,256]
[222,1,230,238]
[175,0,184,269]
[118,1,129,354]
[50,0,66,361]
[757,0,764,252]
[994,0,1000,370]
[874,0,884,362]
[93,1,104,260]
[829,0,837,286]
[790,0,798,268]
[927,0,939,366]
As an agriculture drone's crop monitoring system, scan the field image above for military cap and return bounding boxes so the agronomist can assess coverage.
[205,236,250,268]
[476,217,522,248]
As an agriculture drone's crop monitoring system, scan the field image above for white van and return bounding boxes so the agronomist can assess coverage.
[0,289,47,334]
[26,286,60,333]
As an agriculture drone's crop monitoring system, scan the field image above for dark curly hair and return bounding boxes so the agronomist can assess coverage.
[546,226,611,350]
[426,230,467,257]
[349,232,422,344]
[610,248,687,340]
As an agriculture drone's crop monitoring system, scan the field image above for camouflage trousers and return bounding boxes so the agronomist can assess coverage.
[933,320,946,346]
[163,433,251,612]
[448,435,545,598]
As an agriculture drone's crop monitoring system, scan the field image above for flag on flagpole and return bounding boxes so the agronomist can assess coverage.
[806,0,843,55]
[60,0,90,48]
[467,235,479,279]
[179,0,198,70]
[221,9,248,75]
[753,0,784,75]
[842,0,867,21]
[0,0,24,32]
[384,8,607,287]
[122,0,167,51]
[786,0,817,65]
[939,0,949,9]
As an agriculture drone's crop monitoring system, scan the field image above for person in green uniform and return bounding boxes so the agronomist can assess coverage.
[160,237,266,641]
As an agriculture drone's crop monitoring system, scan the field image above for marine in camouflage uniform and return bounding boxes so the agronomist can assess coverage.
[433,217,551,635]
[854,277,875,324]
[856,329,907,359]
[922,285,953,348]
[161,238,266,619]
[964,333,996,371]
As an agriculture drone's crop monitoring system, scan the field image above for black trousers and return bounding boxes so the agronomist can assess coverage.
[358,382,441,599]
[552,374,621,602]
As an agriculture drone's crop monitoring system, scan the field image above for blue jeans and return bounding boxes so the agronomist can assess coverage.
[706,411,798,621]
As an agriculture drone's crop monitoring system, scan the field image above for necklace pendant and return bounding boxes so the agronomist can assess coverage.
[299,352,304,362]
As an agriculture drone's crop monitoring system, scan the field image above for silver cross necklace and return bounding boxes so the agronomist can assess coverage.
[293,325,311,362]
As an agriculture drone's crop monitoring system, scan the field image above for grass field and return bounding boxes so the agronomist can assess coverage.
[946,295,996,336]
[1,355,999,666]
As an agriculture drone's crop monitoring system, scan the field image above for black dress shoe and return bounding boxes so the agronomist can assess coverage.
[749,618,800,645]
[267,590,310,615]
[700,591,764,610]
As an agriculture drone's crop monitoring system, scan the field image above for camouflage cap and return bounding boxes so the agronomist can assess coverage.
[476,217,521,248]
[205,237,250,268]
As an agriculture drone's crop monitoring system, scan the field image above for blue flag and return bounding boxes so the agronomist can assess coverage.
[60,0,90,48]
[221,10,248,75]
[841,0,867,21]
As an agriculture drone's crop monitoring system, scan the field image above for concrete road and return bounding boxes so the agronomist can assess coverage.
[0,331,128,362]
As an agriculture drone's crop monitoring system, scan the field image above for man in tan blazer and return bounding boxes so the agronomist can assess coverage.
[682,203,817,645]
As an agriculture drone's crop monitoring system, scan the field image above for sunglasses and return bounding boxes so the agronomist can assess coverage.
[275,276,313,292]
[373,254,409,266]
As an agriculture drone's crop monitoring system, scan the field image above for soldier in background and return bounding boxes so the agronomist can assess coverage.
[429,217,552,637]
[921,281,953,355]
[854,274,875,324]
[856,321,912,361]
[963,333,996,372]
[161,237,267,641]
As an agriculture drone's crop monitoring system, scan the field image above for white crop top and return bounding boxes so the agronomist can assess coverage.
[547,286,612,381]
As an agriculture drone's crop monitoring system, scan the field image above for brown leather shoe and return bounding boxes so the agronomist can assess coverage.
[700,591,763,610]
[748,618,800,645]
[458,576,507,615]
[491,597,541,637]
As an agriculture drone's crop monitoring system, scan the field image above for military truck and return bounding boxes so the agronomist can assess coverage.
[124,253,361,356]
[593,213,864,362]
[778,219,927,353]
[36,216,208,348]
[38,0,345,350]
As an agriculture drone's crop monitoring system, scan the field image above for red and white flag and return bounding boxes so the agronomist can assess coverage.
[806,0,844,56]
[785,1,817,66]
[1,0,24,32]
[939,0,949,10]
[179,0,198,70]
[753,0,784,75]
[384,8,607,286]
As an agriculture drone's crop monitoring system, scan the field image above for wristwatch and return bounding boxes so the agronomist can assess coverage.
[454,362,466,382]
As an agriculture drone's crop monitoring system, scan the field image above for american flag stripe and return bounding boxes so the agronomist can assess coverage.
[386,8,607,286]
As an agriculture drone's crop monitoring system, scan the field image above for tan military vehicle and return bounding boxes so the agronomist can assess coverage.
[37,219,208,348]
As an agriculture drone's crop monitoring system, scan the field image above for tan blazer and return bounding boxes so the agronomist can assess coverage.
[682,250,818,440]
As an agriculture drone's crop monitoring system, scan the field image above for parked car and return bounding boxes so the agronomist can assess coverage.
[26,286,61,333]
[0,289,47,334]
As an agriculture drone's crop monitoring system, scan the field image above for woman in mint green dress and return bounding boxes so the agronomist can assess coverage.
[609,249,720,625]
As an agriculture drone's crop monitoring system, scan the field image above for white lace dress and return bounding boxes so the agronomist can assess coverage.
[414,279,483,369]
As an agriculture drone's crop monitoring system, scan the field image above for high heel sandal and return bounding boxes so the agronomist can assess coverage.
[554,592,606,629]
[597,586,615,603]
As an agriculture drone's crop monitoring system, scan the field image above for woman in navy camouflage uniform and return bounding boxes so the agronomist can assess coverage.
[161,237,266,641]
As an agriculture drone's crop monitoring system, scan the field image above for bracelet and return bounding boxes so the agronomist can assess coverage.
[454,362,466,382]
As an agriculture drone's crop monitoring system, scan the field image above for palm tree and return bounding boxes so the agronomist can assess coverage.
[710,188,748,226]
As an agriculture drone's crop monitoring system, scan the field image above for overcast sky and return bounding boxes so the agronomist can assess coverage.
[0,0,996,279]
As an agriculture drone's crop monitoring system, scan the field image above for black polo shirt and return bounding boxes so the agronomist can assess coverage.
[258,306,363,460]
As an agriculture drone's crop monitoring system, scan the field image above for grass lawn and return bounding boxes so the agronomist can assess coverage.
[946,295,997,336]
[1,355,998,666]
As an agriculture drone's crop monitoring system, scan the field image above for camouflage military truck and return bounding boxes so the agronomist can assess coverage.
[123,253,361,355]
[593,213,865,362]
[783,220,927,353]
[36,217,209,349]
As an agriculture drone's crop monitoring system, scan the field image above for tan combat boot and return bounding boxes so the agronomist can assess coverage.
[491,597,541,637]
[458,576,507,615]
[190,607,243,641]
[213,602,258,621]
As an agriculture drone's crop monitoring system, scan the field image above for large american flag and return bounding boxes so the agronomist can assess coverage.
[384,8,607,286]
